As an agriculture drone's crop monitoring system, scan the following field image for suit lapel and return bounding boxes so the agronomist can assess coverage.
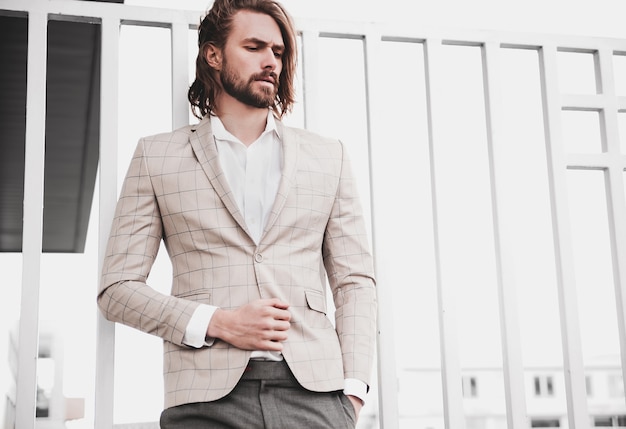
[262,121,298,237]
[188,117,299,242]
[188,117,252,237]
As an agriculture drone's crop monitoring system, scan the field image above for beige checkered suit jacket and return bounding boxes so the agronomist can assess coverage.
[98,116,377,409]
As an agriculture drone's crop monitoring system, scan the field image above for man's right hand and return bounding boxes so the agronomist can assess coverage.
[206,298,291,351]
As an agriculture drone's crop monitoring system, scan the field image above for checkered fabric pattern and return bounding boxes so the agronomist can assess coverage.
[98,117,377,409]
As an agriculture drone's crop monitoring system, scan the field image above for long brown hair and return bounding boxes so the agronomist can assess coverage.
[188,0,298,119]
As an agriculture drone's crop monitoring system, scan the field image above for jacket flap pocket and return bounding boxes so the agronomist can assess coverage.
[305,289,326,314]
[177,290,212,304]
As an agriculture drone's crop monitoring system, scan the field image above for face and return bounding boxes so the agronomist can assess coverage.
[212,10,285,109]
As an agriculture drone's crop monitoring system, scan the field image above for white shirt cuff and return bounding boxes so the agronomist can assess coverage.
[343,378,368,404]
[182,304,218,348]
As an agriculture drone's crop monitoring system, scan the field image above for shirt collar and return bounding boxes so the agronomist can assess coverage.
[210,110,279,143]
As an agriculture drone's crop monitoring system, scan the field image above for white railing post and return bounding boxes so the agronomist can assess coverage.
[482,41,529,429]
[171,19,190,129]
[300,30,322,132]
[596,47,626,400]
[95,15,120,429]
[15,10,47,429]
[424,38,466,429]
[364,31,400,429]
[539,44,591,428]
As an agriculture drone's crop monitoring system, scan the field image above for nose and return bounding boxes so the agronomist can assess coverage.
[262,48,278,70]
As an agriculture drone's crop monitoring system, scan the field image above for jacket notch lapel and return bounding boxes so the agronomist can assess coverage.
[188,118,252,237]
[262,122,298,238]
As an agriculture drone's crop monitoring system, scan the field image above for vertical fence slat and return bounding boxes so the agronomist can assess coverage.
[482,41,529,428]
[300,30,321,132]
[95,16,120,429]
[539,44,591,428]
[171,20,189,130]
[15,10,47,429]
[424,38,466,429]
[363,32,400,429]
[597,47,626,397]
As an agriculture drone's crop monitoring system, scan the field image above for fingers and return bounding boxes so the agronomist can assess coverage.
[270,307,291,323]
[257,304,290,350]
[210,298,293,351]
[252,319,289,352]
[267,298,290,310]
[249,300,291,351]
[272,319,291,331]
[257,308,290,334]
[261,330,289,347]
[260,298,291,322]
[258,340,284,352]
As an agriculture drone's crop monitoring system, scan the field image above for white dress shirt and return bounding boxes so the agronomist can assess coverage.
[183,112,367,402]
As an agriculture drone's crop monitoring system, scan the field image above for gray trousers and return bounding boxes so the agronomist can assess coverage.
[159,360,357,429]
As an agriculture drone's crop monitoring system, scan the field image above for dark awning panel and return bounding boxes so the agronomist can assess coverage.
[43,20,101,253]
[0,15,28,252]
[0,15,101,253]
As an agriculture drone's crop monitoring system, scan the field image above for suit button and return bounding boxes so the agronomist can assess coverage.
[254,253,263,263]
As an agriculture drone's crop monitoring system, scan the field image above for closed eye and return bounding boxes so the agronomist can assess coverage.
[242,38,285,58]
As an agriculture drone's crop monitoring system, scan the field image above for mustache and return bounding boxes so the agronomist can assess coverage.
[251,71,278,88]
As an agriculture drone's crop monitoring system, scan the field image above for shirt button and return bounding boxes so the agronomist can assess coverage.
[254,253,263,263]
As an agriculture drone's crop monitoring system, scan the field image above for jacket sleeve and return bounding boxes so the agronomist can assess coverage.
[322,141,378,387]
[98,138,199,346]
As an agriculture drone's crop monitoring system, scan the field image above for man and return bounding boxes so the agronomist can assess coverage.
[98,0,377,427]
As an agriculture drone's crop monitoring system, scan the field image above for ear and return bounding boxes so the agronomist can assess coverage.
[204,44,222,71]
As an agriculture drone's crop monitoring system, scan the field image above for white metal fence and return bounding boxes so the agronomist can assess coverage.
[2,0,626,428]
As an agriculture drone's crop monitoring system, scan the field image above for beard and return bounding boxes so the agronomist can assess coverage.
[220,60,279,109]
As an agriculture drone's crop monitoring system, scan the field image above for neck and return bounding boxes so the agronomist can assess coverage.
[214,98,270,146]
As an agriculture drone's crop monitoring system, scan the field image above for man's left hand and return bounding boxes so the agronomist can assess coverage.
[346,395,363,421]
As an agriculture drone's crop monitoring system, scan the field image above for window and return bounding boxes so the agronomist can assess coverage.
[593,415,626,427]
[608,374,625,398]
[595,417,612,427]
[534,375,556,397]
[531,419,560,427]
[462,376,478,398]
[586,375,593,397]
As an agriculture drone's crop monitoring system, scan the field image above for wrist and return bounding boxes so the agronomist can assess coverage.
[206,308,226,339]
